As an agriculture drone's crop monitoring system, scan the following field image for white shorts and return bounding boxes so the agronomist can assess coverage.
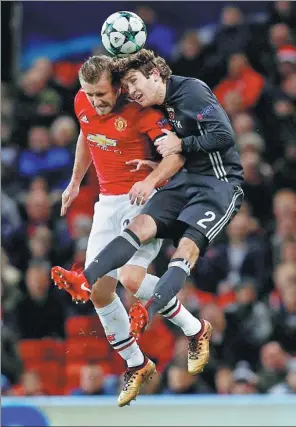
[85,193,163,279]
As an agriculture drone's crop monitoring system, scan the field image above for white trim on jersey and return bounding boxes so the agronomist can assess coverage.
[197,122,228,182]
[206,186,243,242]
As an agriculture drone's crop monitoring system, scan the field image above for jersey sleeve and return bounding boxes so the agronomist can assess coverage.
[180,80,236,154]
[139,107,173,161]
[139,107,172,143]
[74,90,88,122]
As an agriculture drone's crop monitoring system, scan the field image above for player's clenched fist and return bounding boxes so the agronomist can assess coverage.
[61,183,80,216]
[155,129,182,157]
[129,180,155,206]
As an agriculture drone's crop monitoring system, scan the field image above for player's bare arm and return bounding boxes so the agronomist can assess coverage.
[126,159,159,172]
[61,131,92,216]
[129,153,185,205]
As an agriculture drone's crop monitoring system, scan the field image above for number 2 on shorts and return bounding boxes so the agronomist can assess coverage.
[197,211,216,229]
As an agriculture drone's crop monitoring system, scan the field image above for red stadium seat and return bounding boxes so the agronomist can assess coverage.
[18,339,65,362]
[65,316,105,338]
[65,337,110,362]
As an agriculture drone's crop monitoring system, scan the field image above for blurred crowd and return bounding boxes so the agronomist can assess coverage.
[1,1,296,397]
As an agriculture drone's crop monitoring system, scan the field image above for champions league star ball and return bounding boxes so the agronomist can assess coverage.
[101,11,147,57]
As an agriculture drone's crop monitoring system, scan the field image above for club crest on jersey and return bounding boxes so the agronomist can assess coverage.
[114,116,127,132]
[166,106,175,120]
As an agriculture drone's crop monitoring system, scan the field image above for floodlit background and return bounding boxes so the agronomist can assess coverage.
[2,1,296,425]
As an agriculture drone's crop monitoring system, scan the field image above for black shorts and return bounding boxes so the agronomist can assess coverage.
[142,171,244,253]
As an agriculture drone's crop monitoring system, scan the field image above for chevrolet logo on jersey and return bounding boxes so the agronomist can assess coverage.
[87,133,117,147]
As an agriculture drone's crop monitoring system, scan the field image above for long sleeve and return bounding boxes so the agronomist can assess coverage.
[179,80,236,154]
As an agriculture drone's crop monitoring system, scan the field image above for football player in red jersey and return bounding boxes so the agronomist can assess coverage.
[52,55,204,407]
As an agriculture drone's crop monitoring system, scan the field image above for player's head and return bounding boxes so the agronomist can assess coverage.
[79,55,121,115]
[113,49,172,107]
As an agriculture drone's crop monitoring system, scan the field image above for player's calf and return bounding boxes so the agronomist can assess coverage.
[172,237,200,267]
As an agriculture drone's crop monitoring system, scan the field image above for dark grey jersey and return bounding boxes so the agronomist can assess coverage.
[163,75,244,185]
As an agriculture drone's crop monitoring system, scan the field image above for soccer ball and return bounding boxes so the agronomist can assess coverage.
[101,11,147,57]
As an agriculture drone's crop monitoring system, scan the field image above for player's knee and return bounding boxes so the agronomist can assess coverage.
[119,266,146,295]
[175,237,200,266]
[128,214,157,243]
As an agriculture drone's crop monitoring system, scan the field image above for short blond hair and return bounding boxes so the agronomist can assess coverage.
[113,49,172,82]
[79,55,120,86]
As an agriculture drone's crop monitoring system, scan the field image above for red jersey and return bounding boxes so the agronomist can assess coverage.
[75,90,171,195]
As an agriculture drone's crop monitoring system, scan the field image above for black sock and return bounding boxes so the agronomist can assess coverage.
[84,229,140,286]
[146,258,191,319]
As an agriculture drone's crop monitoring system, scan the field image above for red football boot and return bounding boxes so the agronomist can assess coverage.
[51,265,91,303]
[128,302,149,340]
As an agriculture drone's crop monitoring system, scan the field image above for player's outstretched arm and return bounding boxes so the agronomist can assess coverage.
[61,131,92,216]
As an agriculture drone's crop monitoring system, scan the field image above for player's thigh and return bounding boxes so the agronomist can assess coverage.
[178,182,244,248]
[85,198,118,279]
[140,187,187,238]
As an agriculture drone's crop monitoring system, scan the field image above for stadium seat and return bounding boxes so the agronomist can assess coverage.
[18,339,65,363]
[65,336,110,361]
[65,315,105,338]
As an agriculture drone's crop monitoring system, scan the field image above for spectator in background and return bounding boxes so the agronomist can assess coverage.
[271,281,296,353]
[12,371,46,396]
[281,236,296,263]
[70,364,117,395]
[198,304,240,385]
[194,211,269,293]
[269,358,296,394]
[172,31,205,78]
[276,45,296,81]
[214,53,265,112]
[269,262,296,311]
[232,112,257,136]
[1,322,23,385]
[267,2,296,36]
[257,341,289,392]
[18,126,73,192]
[226,278,273,368]
[1,249,22,319]
[241,149,273,227]
[273,140,296,192]
[25,190,52,238]
[134,5,176,60]
[50,115,78,151]
[28,226,54,265]
[215,366,234,394]
[15,261,66,339]
[209,6,251,66]
[171,30,221,88]
[1,191,24,260]
[271,189,296,266]
[258,23,294,84]
[165,359,212,394]
[11,67,63,147]
[231,361,258,394]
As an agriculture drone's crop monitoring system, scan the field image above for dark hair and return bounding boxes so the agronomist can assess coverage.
[112,49,172,82]
[79,55,120,86]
